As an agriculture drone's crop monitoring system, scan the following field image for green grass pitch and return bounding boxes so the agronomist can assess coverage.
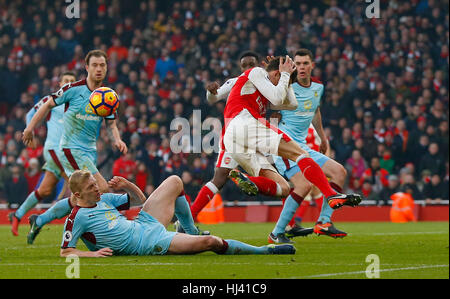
[0,222,448,279]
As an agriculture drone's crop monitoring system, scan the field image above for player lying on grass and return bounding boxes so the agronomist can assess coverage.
[59,170,295,257]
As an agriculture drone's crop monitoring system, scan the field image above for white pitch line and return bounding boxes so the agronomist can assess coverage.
[291,264,449,279]
[356,231,448,236]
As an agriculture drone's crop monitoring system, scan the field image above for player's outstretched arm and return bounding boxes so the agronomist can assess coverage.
[311,108,328,154]
[22,97,56,147]
[60,247,113,258]
[105,119,128,154]
[108,176,147,204]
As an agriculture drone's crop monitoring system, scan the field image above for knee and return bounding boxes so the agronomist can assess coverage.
[37,184,54,198]
[280,181,291,197]
[167,175,184,192]
[332,164,347,181]
[204,236,222,250]
[294,183,312,197]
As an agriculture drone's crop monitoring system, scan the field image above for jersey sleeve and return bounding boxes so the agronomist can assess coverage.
[61,209,84,249]
[104,112,117,120]
[247,67,290,106]
[206,78,237,104]
[53,83,76,106]
[101,193,130,211]
[270,85,298,111]
[26,96,52,125]
[26,106,37,125]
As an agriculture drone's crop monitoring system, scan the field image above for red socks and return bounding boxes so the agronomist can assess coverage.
[247,176,279,196]
[190,183,217,219]
[296,157,337,198]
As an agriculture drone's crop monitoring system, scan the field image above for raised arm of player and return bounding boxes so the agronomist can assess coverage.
[105,118,128,154]
[311,107,328,154]
[270,85,298,111]
[206,78,238,104]
[108,176,147,204]
[248,56,295,106]
[22,97,56,147]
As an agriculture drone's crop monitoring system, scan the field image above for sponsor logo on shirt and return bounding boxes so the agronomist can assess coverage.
[75,112,101,121]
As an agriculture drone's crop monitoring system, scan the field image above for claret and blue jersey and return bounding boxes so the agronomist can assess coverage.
[52,80,115,153]
[273,79,330,179]
[61,193,134,254]
[278,79,324,145]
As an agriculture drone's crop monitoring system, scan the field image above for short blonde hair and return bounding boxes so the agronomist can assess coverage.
[69,170,92,194]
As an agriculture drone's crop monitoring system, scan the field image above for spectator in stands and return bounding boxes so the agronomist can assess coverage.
[24,158,40,195]
[423,173,449,204]
[112,150,137,181]
[400,174,423,201]
[379,149,395,174]
[345,149,367,191]
[419,143,446,177]
[0,0,448,205]
[360,157,389,195]
[376,175,401,206]
[332,127,354,164]
[4,164,28,208]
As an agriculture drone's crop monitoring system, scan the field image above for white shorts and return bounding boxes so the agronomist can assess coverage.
[223,109,291,155]
[230,152,277,177]
[223,109,289,176]
[215,149,239,169]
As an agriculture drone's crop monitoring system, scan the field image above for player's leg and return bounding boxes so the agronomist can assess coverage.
[269,170,312,243]
[291,192,312,227]
[214,151,259,197]
[142,176,198,235]
[190,167,230,220]
[167,233,295,255]
[230,153,289,197]
[313,159,348,238]
[258,168,290,197]
[277,139,361,208]
[27,195,76,244]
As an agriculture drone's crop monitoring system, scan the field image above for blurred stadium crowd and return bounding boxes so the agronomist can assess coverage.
[0,0,448,207]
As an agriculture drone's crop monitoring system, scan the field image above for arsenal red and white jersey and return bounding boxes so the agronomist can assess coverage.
[224,67,270,124]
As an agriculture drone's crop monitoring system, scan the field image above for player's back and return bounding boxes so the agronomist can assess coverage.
[27,96,65,150]
[279,79,324,144]
[45,104,65,149]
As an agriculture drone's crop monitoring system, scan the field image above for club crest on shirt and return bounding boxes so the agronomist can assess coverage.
[314,91,318,98]
[304,100,313,110]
